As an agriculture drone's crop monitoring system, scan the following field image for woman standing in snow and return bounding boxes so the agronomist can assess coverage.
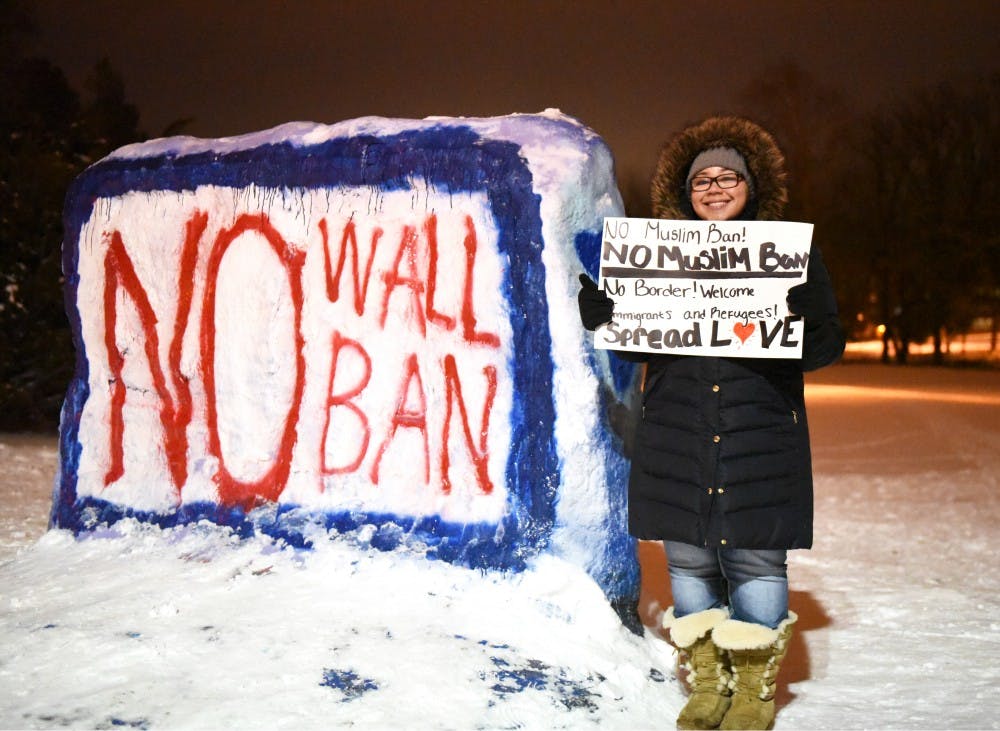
[578,116,844,730]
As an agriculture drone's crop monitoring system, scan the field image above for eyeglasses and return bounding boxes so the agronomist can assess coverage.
[689,173,745,192]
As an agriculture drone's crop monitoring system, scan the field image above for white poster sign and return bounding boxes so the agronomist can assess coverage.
[595,218,813,358]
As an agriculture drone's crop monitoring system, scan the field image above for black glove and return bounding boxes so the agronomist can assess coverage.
[786,281,827,323]
[577,273,614,330]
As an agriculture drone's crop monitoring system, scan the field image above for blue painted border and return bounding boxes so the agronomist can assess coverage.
[55,127,559,573]
[573,229,640,602]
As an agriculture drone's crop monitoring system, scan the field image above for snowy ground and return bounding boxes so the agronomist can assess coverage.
[2,362,999,730]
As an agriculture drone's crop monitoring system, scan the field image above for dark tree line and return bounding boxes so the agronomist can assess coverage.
[2,11,997,434]
[838,75,1000,363]
[1,1,145,429]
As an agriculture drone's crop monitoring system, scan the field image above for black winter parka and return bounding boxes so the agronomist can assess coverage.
[624,117,845,550]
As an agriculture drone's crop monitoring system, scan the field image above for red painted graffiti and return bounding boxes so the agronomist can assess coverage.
[321,332,372,476]
[320,217,383,316]
[200,214,307,510]
[370,352,430,485]
[441,354,497,495]
[103,212,206,491]
[324,212,499,346]
[101,208,503,508]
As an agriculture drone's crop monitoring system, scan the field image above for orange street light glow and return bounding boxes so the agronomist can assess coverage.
[805,384,1000,406]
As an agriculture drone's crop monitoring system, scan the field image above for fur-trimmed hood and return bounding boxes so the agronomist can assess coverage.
[651,116,787,221]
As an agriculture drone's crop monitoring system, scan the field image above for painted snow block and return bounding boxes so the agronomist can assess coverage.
[54,111,640,605]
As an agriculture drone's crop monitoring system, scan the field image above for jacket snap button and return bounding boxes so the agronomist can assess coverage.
[720,539,728,545]
[712,384,720,392]
[713,435,721,443]
[718,487,725,494]
[708,487,713,494]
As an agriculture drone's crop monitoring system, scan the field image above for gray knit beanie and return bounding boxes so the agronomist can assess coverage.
[686,147,753,193]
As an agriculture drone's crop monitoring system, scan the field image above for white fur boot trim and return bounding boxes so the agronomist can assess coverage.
[712,611,797,651]
[662,607,731,648]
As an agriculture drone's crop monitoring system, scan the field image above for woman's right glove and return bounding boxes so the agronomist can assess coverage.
[786,280,829,323]
[577,273,614,330]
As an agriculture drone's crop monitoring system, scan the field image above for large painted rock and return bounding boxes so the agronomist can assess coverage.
[54,111,640,610]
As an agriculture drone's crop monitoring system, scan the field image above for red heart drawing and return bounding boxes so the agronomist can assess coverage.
[733,322,755,344]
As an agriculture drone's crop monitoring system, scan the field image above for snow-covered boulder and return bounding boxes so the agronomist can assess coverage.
[54,111,640,610]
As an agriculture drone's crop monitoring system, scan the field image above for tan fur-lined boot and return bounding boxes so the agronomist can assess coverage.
[663,607,732,730]
[711,611,797,731]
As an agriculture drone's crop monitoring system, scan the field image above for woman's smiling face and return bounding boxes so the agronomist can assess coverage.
[689,166,750,221]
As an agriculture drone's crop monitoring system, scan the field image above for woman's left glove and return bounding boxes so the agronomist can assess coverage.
[577,273,615,330]
[786,281,827,322]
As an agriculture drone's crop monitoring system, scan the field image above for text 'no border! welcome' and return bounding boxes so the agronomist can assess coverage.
[595,218,813,358]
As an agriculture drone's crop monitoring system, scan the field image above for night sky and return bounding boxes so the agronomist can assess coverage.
[28,0,1000,181]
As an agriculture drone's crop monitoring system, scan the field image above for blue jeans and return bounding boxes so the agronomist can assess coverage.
[664,541,788,628]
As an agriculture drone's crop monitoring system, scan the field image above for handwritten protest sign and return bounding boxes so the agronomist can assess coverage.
[595,218,813,358]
